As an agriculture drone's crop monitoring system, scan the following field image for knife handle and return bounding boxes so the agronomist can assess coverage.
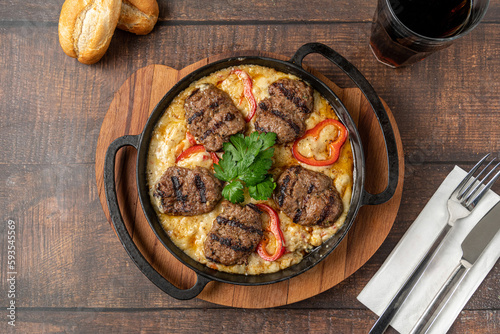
[409,261,471,334]
[369,224,452,334]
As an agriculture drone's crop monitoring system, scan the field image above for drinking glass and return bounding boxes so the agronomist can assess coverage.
[369,0,490,68]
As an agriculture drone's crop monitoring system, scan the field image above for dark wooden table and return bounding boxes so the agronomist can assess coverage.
[1,1,499,333]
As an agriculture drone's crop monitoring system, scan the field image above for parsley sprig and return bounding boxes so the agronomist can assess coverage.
[214,131,277,203]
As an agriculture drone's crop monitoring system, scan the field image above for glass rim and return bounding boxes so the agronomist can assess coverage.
[382,0,491,42]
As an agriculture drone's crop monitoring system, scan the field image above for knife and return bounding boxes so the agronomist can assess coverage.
[409,201,500,334]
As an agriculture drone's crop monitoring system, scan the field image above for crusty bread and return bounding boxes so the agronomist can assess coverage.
[117,0,159,35]
[58,0,122,64]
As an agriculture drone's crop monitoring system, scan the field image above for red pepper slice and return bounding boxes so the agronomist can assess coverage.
[175,145,206,163]
[186,131,197,146]
[292,119,348,166]
[232,69,256,122]
[176,144,219,165]
[209,152,220,165]
[256,203,286,262]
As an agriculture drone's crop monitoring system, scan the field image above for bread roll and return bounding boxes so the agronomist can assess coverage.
[58,0,122,65]
[117,0,159,35]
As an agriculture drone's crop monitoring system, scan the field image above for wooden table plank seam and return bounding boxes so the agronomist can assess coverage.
[1,1,499,331]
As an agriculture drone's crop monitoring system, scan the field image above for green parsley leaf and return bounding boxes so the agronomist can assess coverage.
[213,131,277,202]
[243,131,257,142]
[228,134,246,161]
[213,151,237,182]
[255,147,275,161]
[260,132,277,151]
[239,168,267,186]
[240,149,274,186]
[222,180,245,204]
[237,150,257,172]
[248,175,276,200]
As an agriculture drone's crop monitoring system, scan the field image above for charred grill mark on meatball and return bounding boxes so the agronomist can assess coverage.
[225,112,236,121]
[171,176,187,203]
[289,170,301,192]
[209,234,256,253]
[199,112,237,141]
[255,78,314,144]
[154,166,222,216]
[205,255,217,262]
[293,208,303,223]
[204,201,263,266]
[258,101,268,111]
[254,123,266,133]
[194,175,207,203]
[200,129,212,141]
[216,216,263,236]
[315,195,335,226]
[293,186,313,223]
[272,81,313,114]
[270,109,302,135]
[187,111,204,124]
[277,174,290,207]
[273,166,343,227]
[184,84,245,152]
[246,203,262,213]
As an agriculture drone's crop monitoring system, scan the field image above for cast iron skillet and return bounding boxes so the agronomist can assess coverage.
[104,43,399,300]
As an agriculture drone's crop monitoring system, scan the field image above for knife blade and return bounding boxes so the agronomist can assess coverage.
[461,202,500,264]
[410,201,500,334]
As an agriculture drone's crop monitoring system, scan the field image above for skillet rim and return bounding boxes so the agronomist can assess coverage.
[135,55,366,285]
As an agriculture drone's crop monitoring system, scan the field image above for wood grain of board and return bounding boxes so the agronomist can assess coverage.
[95,51,405,307]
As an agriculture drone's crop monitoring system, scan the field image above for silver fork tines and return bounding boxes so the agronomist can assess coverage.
[369,153,500,334]
[455,154,500,210]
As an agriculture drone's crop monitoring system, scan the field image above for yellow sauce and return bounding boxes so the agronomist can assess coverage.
[147,65,354,275]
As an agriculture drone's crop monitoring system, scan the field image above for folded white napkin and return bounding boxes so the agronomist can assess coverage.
[357,166,500,334]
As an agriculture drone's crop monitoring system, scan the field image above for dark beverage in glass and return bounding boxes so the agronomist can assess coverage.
[370,0,490,68]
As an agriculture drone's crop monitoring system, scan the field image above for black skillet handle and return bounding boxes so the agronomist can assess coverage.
[104,135,211,300]
[290,43,399,205]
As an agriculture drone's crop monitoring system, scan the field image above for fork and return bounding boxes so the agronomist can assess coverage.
[369,153,500,334]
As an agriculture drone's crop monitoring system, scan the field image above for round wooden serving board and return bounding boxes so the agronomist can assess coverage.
[95,51,404,308]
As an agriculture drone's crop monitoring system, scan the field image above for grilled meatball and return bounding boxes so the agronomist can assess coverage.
[184,84,246,152]
[274,166,343,227]
[255,78,314,144]
[268,78,315,114]
[204,201,263,266]
[153,166,222,216]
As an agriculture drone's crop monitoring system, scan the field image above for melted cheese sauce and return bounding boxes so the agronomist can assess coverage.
[147,65,354,275]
